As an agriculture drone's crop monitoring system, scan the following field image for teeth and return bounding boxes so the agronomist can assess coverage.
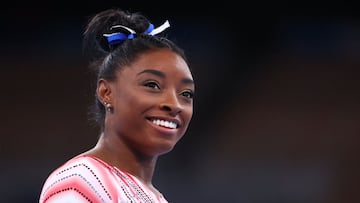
[152,119,177,129]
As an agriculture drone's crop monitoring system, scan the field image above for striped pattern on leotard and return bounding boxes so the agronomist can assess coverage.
[39,155,168,203]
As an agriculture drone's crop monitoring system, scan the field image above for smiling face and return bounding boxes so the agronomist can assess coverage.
[100,48,194,156]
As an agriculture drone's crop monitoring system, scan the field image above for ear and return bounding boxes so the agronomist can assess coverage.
[97,79,113,104]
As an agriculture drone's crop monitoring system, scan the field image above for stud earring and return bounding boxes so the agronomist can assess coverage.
[106,103,112,112]
[104,102,113,112]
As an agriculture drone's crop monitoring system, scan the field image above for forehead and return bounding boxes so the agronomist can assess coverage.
[121,49,193,80]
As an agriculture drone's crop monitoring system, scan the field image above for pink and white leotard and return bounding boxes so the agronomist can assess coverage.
[39,155,168,203]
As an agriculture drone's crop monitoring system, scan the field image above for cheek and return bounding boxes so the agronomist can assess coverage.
[116,90,152,114]
[114,96,146,129]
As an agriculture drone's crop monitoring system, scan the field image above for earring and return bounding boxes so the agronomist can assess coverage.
[104,102,112,112]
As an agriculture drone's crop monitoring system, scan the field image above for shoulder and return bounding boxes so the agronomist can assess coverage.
[39,155,115,203]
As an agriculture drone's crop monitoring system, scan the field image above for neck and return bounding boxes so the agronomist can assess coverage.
[84,133,158,184]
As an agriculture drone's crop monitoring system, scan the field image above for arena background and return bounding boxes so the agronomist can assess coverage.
[1,1,360,202]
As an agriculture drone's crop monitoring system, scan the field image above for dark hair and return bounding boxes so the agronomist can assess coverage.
[82,8,188,131]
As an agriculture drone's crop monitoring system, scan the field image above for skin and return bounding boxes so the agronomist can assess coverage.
[83,48,194,193]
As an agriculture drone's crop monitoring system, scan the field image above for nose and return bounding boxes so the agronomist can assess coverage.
[160,92,183,116]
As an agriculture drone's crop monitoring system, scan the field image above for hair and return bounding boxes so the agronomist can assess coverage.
[82,8,188,131]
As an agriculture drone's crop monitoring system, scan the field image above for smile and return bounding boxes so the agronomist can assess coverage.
[152,119,178,129]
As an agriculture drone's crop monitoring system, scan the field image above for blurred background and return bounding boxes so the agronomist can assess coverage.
[1,1,359,202]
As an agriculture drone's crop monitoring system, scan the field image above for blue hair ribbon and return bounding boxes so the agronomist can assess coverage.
[144,23,155,34]
[103,20,170,45]
[104,33,134,45]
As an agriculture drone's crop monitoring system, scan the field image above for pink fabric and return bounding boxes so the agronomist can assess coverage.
[39,155,168,203]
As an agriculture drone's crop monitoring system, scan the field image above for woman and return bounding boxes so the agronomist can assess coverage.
[39,8,195,203]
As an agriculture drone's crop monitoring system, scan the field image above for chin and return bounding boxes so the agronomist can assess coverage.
[156,143,176,155]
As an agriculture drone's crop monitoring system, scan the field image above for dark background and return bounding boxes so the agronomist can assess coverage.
[1,1,360,202]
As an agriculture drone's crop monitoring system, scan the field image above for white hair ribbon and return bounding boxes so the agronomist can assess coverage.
[103,20,171,45]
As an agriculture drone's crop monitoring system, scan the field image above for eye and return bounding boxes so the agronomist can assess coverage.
[144,81,160,89]
[181,90,194,99]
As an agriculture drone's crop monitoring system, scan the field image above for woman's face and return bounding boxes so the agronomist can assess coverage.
[107,49,194,155]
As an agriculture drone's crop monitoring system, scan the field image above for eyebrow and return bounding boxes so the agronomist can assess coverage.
[138,69,194,85]
[138,69,165,78]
